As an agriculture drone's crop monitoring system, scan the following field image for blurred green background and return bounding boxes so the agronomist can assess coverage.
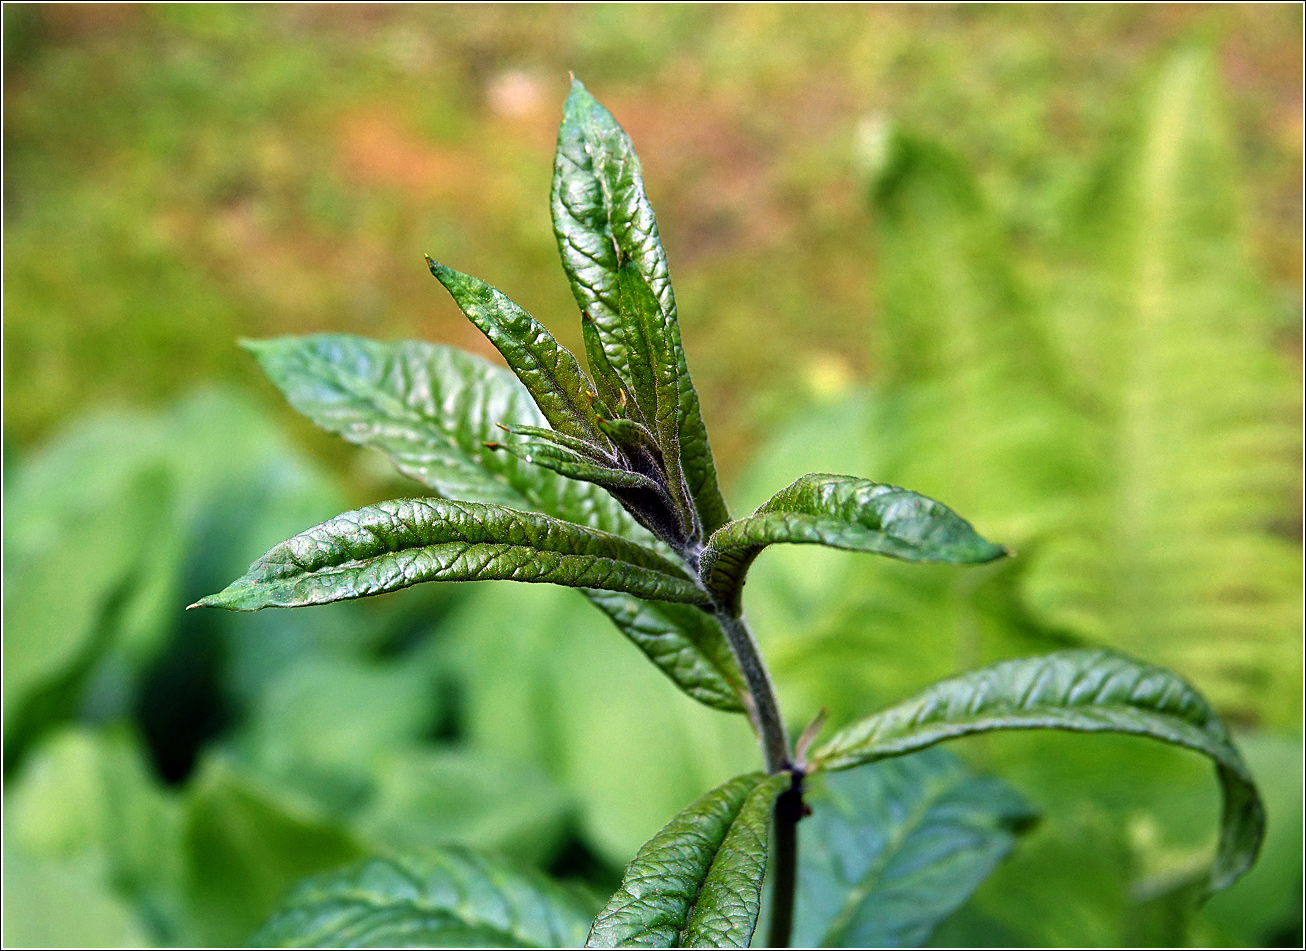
[3,4,1301,947]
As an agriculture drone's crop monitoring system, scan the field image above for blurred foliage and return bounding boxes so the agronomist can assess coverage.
[2,4,1300,949]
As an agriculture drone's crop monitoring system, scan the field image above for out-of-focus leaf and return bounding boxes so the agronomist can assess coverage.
[927,808,1133,948]
[587,772,786,948]
[3,468,170,738]
[552,78,730,538]
[245,334,741,710]
[196,498,709,611]
[703,473,1008,612]
[6,726,183,942]
[812,649,1263,894]
[450,583,757,866]
[357,748,571,870]
[793,748,1036,948]
[427,260,610,449]
[181,756,366,946]
[253,851,592,948]
[2,844,151,949]
[234,655,439,814]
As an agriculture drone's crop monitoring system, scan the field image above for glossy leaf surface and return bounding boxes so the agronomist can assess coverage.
[254,851,591,948]
[244,335,742,709]
[794,748,1035,948]
[428,260,609,448]
[551,78,730,537]
[702,473,1008,612]
[811,649,1263,894]
[587,773,787,948]
[196,498,709,611]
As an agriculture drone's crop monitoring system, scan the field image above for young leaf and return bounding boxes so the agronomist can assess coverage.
[490,439,662,494]
[427,260,611,450]
[194,498,710,612]
[793,748,1036,948]
[552,78,731,537]
[243,334,744,712]
[253,851,592,948]
[587,772,787,948]
[809,649,1264,894]
[701,473,1008,612]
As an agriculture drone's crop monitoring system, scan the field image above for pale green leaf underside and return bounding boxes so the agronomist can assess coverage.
[243,334,744,712]
[794,748,1035,948]
[811,648,1263,894]
[702,473,1008,611]
[552,78,731,538]
[587,772,787,948]
[195,498,709,611]
[253,851,591,948]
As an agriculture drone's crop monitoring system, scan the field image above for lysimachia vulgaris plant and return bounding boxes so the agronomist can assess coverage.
[197,80,1264,948]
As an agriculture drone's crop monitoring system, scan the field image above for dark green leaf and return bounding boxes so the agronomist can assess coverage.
[793,748,1036,948]
[491,439,661,493]
[195,498,710,611]
[253,851,592,948]
[244,335,743,710]
[427,259,610,449]
[810,649,1264,894]
[551,78,730,537]
[587,772,787,948]
[701,473,1008,612]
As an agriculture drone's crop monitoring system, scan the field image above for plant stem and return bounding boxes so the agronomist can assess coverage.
[716,611,790,774]
[767,770,804,949]
[715,610,800,948]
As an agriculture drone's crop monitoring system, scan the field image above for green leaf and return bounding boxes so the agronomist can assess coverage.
[243,334,633,535]
[254,851,592,948]
[793,748,1036,948]
[491,439,662,493]
[427,259,610,449]
[587,772,787,948]
[702,473,1008,612]
[552,78,731,538]
[195,498,710,611]
[182,757,366,946]
[582,590,746,713]
[245,334,742,711]
[810,649,1264,894]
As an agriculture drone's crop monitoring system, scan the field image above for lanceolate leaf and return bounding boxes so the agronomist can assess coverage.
[427,260,610,449]
[552,78,731,537]
[702,473,1009,612]
[492,440,661,493]
[194,498,710,612]
[253,851,592,948]
[587,773,787,949]
[809,649,1264,894]
[243,335,632,536]
[243,335,744,711]
[794,748,1036,948]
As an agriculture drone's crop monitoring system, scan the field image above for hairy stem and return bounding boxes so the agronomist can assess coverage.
[715,610,800,948]
[716,611,790,773]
